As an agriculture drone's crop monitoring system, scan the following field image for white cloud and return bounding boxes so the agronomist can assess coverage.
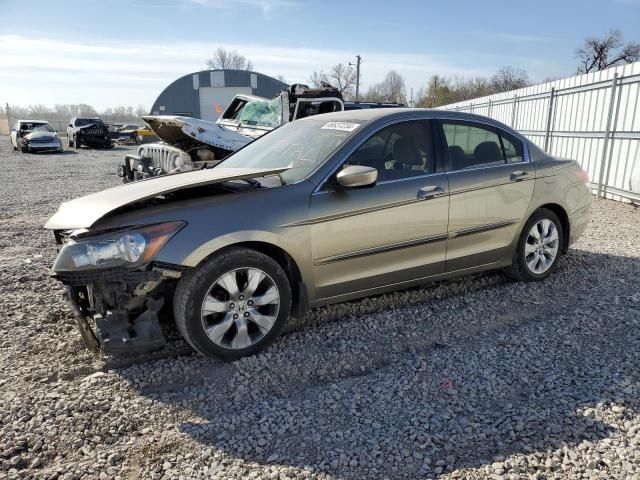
[187,0,299,16]
[0,34,494,110]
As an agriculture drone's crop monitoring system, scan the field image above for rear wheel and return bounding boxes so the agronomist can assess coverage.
[506,208,563,281]
[74,135,82,149]
[174,247,292,360]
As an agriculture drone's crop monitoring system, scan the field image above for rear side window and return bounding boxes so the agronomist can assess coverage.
[441,121,525,170]
[441,121,504,170]
[499,130,524,163]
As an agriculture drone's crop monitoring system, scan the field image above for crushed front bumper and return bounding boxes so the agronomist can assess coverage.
[58,267,182,355]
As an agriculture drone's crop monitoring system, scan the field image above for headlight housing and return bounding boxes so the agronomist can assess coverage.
[53,221,184,272]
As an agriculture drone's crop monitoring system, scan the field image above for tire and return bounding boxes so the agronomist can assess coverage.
[74,135,82,149]
[174,247,292,360]
[505,208,564,281]
[67,136,72,147]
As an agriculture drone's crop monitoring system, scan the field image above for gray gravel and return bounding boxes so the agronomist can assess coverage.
[1,136,639,480]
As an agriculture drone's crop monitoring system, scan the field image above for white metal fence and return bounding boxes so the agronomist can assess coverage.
[440,62,640,203]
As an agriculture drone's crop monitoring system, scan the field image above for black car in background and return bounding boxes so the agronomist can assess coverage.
[67,117,113,149]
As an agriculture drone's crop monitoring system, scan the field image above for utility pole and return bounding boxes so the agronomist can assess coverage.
[349,55,362,101]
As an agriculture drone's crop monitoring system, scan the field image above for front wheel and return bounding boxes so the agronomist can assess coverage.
[174,247,292,360]
[74,135,82,149]
[506,208,563,281]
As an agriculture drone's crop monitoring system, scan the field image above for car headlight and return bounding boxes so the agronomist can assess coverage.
[53,221,185,272]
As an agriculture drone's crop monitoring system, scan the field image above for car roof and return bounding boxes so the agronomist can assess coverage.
[301,107,523,137]
[18,120,49,124]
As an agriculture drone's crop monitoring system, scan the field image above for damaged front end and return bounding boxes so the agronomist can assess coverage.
[51,223,185,354]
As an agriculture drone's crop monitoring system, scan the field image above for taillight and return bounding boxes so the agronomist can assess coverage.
[575,169,589,183]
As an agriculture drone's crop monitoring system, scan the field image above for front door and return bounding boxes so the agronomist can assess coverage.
[438,119,535,271]
[309,119,450,301]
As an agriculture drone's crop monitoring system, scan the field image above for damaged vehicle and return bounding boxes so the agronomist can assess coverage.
[67,117,113,149]
[118,84,400,182]
[10,120,64,153]
[47,109,592,360]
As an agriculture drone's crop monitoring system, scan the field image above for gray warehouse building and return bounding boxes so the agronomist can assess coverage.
[150,69,288,122]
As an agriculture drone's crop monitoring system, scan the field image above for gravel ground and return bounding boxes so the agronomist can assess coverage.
[1,136,639,480]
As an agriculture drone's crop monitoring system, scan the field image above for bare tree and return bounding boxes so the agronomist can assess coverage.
[361,83,385,102]
[576,30,640,73]
[308,70,329,88]
[360,71,407,104]
[206,47,254,71]
[490,66,530,92]
[379,70,407,104]
[421,75,452,107]
[308,63,356,97]
[327,63,357,97]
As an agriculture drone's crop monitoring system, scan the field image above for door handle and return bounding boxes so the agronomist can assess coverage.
[510,170,529,182]
[417,185,444,200]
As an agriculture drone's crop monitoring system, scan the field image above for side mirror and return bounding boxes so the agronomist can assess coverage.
[336,165,378,189]
[68,124,73,128]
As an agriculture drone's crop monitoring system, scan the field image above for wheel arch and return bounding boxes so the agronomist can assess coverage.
[193,240,308,319]
[536,203,570,254]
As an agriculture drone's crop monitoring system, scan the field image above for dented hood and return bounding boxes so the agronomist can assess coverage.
[142,115,252,152]
[45,166,288,230]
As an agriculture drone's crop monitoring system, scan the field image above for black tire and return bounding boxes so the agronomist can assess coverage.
[174,247,292,360]
[67,136,72,147]
[21,145,28,153]
[74,135,82,149]
[505,208,563,281]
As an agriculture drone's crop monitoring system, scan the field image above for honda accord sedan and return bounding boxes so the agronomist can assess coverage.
[45,109,592,360]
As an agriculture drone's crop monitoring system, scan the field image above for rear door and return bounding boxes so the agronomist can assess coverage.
[438,119,534,271]
[309,119,449,301]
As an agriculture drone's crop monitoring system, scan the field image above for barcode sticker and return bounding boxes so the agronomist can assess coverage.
[321,122,361,132]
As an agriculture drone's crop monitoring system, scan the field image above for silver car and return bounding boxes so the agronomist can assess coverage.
[11,120,64,153]
[45,109,592,360]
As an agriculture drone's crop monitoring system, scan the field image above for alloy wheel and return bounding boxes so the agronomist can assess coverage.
[200,268,280,350]
[524,219,559,274]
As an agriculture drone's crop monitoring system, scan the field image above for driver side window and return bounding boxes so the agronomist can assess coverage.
[343,121,434,182]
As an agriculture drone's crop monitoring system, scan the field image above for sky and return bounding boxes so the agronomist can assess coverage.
[1,0,639,111]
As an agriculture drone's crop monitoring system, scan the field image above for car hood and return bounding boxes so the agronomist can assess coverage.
[142,115,253,152]
[25,131,57,140]
[44,166,289,230]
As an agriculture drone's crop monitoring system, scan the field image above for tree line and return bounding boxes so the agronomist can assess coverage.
[206,30,639,108]
[5,103,149,127]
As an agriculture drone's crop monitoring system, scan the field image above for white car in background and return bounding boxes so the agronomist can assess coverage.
[10,120,64,153]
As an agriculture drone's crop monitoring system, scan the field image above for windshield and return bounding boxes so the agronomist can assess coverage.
[76,118,103,126]
[22,123,54,132]
[238,95,283,128]
[218,118,365,184]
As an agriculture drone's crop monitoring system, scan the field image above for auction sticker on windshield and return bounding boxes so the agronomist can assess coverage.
[321,122,361,132]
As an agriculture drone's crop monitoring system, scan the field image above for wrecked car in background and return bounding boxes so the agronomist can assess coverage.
[10,120,64,153]
[115,124,159,145]
[118,84,402,182]
[67,117,113,149]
